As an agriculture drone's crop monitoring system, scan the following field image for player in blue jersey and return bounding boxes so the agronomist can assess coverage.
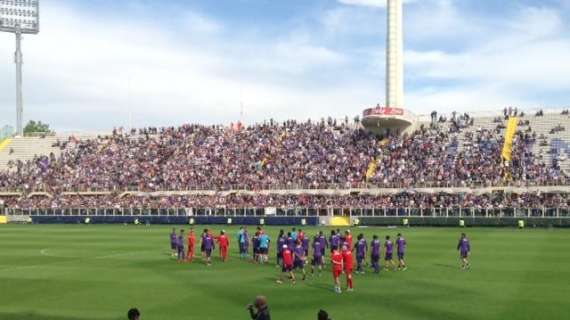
[457,233,471,270]
[259,232,270,264]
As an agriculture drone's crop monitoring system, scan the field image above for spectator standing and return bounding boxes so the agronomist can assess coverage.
[248,296,271,320]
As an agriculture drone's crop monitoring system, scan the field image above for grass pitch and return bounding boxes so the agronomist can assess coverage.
[0,224,568,320]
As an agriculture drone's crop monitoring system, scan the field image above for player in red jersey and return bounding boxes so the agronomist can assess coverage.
[277,245,295,284]
[344,230,353,249]
[217,230,230,262]
[186,228,196,262]
[342,244,354,292]
[298,229,305,242]
[331,246,343,293]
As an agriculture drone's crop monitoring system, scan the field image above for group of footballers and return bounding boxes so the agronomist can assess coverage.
[274,228,410,293]
[170,226,472,293]
[170,227,230,266]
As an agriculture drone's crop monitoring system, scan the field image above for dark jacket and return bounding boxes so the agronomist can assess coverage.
[250,305,270,320]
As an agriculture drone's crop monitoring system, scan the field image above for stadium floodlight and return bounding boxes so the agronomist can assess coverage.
[0,0,40,136]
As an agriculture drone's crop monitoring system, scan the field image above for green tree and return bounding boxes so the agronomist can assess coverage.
[23,120,53,135]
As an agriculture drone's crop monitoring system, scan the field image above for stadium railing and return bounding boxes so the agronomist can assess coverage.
[1,180,569,195]
[2,207,569,218]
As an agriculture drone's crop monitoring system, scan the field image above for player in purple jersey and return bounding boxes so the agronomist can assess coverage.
[384,235,396,271]
[200,229,208,259]
[318,231,328,256]
[242,228,250,259]
[370,235,381,274]
[355,234,368,274]
[286,232,295,250]
[302,236,310,257]
[311,235,323,276]
[293,240,307,281]
[329,230,340,252]
[177,229,185,263]
[457,233,471,270]
[276,230,286,267]
[396,233,408,271]
[170,228,177,257]
[203,232,215,266]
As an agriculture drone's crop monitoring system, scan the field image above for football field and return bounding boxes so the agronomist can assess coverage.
[0,224,568,320]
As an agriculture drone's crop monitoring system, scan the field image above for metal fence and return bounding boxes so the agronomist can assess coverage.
[2,207,569,218]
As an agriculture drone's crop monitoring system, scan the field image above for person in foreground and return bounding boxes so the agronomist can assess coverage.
[127,308,140,320]
[457,233,471,270]
[318,309,331,320]
[247,295,271,320]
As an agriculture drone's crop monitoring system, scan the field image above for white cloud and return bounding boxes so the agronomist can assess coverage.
[402,5,570,112]
[1,0,569,132]
[0,4,354,131]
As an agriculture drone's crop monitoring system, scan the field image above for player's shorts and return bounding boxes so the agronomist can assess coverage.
[177,248,185,259]
[205,248,212,257]
[398,252,405,259]
[332,269,342,278]
[259,247,268,254]
[385,253,393,260]
[200,243,205,252]
[312,256,323,266]
[304,249,309,256]
[357,255,365,262]
[171,243,177,250]
[253,247,259,255]
[321,248,325,256]
[460,251,469,258]
[282,264,293,272]
[276,251,283,260]
[293,259,304,269]
[371,255,380,262]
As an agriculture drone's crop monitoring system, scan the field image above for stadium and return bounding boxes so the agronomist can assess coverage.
[1,1,569,320]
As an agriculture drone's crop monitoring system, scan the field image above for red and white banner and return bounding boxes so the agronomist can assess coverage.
[363,107,404,117]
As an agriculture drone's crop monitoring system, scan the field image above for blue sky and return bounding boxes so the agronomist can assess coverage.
[1,0,570,131]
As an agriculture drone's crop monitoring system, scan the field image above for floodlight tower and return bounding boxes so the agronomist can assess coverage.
[386,0,403,109]
[0,0,40,136]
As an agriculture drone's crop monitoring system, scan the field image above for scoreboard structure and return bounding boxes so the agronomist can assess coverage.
[0,0,40,136]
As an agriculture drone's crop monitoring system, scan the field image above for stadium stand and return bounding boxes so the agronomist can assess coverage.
[0,135,61,171]
[0,110,568,226]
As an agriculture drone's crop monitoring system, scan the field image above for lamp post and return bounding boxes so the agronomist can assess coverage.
[0,0,40,136]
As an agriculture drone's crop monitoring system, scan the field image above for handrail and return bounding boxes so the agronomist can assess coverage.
[2,206,568,218]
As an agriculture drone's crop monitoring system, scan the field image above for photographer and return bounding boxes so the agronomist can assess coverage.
[247,296,270,320]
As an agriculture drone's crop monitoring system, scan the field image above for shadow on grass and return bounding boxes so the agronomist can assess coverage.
[0,311,106,320]
[434,263,458,269]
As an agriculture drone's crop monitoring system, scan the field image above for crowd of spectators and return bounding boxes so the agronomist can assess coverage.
[1,192,568,209]
[550,124,566,135]
[0,117,568,209]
